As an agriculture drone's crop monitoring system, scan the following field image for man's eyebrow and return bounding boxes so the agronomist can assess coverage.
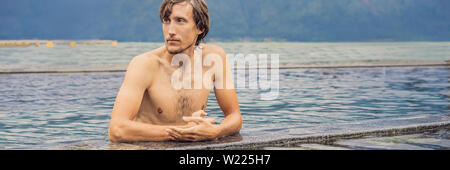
[172,16,188,20]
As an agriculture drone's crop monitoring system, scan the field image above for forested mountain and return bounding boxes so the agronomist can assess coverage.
[1,0,449,41]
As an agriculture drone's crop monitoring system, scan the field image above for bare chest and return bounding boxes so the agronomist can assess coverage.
[135,66,213,125]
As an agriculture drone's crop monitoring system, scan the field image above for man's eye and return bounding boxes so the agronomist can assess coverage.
[163,18,170,23]
[177,18,186,23]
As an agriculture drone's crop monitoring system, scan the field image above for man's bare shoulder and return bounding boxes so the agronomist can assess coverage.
[128,47,164,71]
[123,48,165,88]
[202,43,226,56]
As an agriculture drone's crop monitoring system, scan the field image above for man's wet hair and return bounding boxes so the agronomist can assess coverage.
[159,0,210,46]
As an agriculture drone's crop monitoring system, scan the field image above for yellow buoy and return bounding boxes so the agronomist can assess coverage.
[16,42,23,46]
[112,41,118,46]
[46,41,54,47]
[35,42,41,47]
[24,42,31,46]
[69,41,76,48]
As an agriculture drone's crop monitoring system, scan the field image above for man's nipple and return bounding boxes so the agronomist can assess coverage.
[157,107,163,114]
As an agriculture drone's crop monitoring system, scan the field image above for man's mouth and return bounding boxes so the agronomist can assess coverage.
[167,39,180,44]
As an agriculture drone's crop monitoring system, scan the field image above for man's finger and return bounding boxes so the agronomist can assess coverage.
[203,117,216,124]
[179,134,199,142]
[183,116,215,124]
[183,116,207,124]
[191,110,207,117]
[168,128,195,140]
[166,129,181,139]
[178,122,198,129]
[169,127,201,141]
[169,127,192,135]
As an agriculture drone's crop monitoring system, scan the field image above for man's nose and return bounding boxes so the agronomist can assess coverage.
[168,23,176,36]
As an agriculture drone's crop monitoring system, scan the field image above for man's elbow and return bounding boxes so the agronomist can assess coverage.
[237,114,243,131]
[108,121,127,142]
[231,112,243,133]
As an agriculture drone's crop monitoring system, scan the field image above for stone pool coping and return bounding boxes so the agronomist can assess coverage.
[51,114,448,150]
[170,114,449,150]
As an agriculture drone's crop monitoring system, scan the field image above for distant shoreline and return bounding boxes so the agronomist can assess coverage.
[1,64,448,75]
[0,40,118,47]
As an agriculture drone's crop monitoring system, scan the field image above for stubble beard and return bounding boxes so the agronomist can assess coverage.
[167,41,195,55]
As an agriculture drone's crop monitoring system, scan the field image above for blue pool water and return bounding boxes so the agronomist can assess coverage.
[0,66,449,149]
[0,42,449,149]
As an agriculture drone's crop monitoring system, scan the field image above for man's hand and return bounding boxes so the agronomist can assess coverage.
[166,110,221,141]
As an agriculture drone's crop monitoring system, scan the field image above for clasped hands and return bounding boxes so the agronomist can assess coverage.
[166,110,221,142]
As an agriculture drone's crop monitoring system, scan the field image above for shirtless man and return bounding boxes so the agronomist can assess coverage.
[108,0,242,142]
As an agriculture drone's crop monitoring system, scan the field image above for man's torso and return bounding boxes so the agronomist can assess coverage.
[133,44,217,125]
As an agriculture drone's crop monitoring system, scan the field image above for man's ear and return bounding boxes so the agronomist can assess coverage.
[196,28,204,35]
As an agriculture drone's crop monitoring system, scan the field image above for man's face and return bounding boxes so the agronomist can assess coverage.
[163,1,202,54]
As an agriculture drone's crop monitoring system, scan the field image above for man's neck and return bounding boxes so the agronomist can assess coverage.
[164,46,196,64]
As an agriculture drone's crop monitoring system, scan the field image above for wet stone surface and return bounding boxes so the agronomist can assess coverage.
[267,144,351,150]
[44,129,450,150]
[290,128,450,150]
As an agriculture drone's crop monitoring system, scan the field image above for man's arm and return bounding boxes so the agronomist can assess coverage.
[213,88,242,138]
[212,46,243,138]
[108,55,175,142]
